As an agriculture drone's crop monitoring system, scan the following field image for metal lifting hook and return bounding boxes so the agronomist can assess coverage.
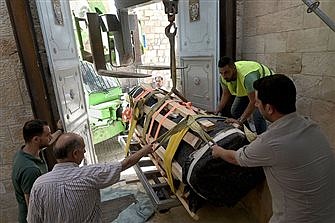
[164,5,188,102]
[163,0,178,23]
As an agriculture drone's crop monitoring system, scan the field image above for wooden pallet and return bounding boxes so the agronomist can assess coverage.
[118,135,181,212]
[134,127,200,220]
[127,91,220,219]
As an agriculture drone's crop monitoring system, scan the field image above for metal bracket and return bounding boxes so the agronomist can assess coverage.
[306,0,320,13]
[163,0,179,22]
[302,0,335,32]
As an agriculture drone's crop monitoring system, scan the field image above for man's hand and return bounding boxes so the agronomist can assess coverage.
[49,120,64,145]
[225,118,243,129]
[211,145,239,165]
[140,144,154,156]
[121,144,153,171]
[56,119,64,132]
[212,145,224,159]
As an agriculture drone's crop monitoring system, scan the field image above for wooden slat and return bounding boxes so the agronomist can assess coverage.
[135,125,183,182]
[154,94,215,132]
[135,127,198,220]
[175,184,199,220]
[155,146,183,182]
[98,69,151,78]
[155,93,196,116]
[143,105,200,148]
[198,119,216,132]
[136,65,187,70]
[155,93,208,116]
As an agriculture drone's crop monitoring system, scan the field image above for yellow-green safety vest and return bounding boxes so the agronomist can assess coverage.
[220,61,273,96]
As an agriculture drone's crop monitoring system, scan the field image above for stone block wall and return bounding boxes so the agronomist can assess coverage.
[237,1,335,222]
[0,1,34,222]
[239,0,335,148]
[133,2,177,90]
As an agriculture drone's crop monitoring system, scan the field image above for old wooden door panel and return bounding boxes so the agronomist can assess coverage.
[181,57,213,110]
[36,0,97,164]
[178,0,217,56]
[177,0,219,111]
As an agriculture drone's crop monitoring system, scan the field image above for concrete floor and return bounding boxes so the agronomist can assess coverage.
[94,137,257,223]
[147,204,257,223]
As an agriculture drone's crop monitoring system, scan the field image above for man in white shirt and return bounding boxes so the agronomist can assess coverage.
[27,132,153,223]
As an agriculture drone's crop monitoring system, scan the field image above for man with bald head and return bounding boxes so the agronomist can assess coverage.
[27,133,153,222]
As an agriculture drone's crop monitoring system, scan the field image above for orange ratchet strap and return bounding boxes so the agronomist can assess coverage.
[146,100,173,142]
[134,87,153,102]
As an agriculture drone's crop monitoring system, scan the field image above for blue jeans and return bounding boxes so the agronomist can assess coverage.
[231,96,267,134]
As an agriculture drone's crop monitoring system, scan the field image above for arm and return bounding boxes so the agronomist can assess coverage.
[24,194,30,206]
[49,120,64,145]
[215,87,232,114]
[238,71,260,123]
[49,129,63,145]
[21,167,41,207]
[211,145,239,165]
[238,91,256,123]
[121,144,153,171]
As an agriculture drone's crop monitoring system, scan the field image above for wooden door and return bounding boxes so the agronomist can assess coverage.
[178,0,219,111]
[36,0,97,164]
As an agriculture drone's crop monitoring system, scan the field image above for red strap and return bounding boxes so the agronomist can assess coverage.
[146,100,172,142]
[153,103,183,141]
[134,88,153,102]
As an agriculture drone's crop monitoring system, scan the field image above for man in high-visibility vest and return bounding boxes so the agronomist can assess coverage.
[215,56,273,134]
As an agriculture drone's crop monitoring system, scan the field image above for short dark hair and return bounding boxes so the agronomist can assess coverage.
[23,119,48,142]
[53,133,82,159]
[253,74,296,114]
[218,56,235,68]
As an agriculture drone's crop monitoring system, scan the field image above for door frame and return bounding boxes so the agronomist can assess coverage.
[219,0,236,59]
[6,0,60,168]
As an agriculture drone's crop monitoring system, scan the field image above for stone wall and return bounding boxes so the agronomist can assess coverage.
[133,2,176,90]
[0,1,34,222]
[238,1,335,222]
[240,0,335,148]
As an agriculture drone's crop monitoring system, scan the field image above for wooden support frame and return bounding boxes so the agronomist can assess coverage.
[134,127,199,220]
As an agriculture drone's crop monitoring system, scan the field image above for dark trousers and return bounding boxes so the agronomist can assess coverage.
[231,96,267,134]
